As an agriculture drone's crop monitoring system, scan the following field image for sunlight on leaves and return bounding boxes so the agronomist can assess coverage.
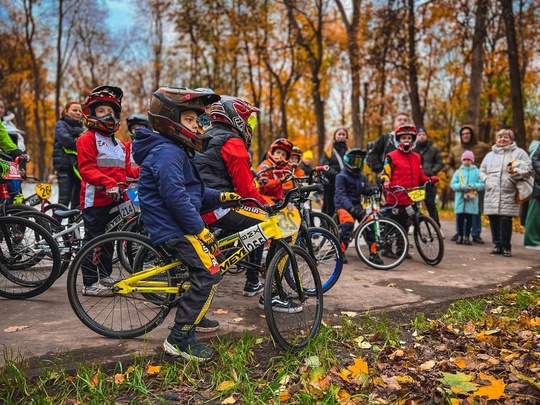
[217,380,235,391]
[347,358,368,377]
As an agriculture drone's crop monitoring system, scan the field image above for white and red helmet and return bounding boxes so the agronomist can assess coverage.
[209,96,259,148]
[394,125,417,153]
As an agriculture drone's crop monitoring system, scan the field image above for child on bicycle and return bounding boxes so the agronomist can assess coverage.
[77,85,135,296]
[380,125,439,258]
[132,87,241,362]
[334,148,381,265]
[282,146,305,193]
[256,138,294,201]
[450,150,484,245]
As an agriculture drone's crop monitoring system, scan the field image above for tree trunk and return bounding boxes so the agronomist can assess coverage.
[465,0,488,134]
[500,0,526,148]
[407,0,423,127]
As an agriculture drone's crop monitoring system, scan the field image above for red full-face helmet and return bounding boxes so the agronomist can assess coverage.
[82,85,123,136]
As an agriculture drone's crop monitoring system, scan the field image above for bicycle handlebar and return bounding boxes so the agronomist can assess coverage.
[239,183,323,214]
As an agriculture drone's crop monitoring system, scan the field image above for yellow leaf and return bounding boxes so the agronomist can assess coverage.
[65,376,77,382]
[450,399,460,405]
[114,373,125,384]
[217,380,235,391]
[454,359,467,369]
[146,365,161,375]
[335,388,350,400]
[90,371,100,387]
[348,358,368,377]
[279,391,290,401]
[396,375,414,384]
[341,311,357,318]
[221,395,236,404]
[339,368,351,382]
[233,317,243,322]
[3,325,29,333]
[474,372,505,400]
[231,369,238,382]
[387,283,396,287]
[213,308,229,315]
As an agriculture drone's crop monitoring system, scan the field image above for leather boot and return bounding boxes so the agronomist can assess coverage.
[456,235,463,244]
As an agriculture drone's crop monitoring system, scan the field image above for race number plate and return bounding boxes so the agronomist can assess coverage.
[35,183,52,200]
[118,200,135,219]
[407,189,425,202]
[276,206,301,238]
[239,224,268,252]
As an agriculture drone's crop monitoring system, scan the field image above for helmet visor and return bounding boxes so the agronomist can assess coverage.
[347,155,364,168]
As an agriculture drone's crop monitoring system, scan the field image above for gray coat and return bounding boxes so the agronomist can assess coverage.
[479,142,533,216]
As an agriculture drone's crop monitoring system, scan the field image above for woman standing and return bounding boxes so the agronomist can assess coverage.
[320,127,349,216]
[524,142,540,249]
[53,101,85,209]
[479,129,533,257]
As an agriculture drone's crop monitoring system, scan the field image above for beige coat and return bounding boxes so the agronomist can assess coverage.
[479,142,533,216]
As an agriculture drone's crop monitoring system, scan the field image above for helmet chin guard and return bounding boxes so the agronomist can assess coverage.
[394,125,417,153]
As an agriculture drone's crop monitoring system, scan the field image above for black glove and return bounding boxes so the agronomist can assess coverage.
[349,206,366,221]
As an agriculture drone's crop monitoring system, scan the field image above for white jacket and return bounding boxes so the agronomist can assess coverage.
[479,142,533,216]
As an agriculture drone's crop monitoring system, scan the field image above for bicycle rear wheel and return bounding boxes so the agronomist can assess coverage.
[414,215,444,265]
[295,227,343,294]
[264,244,323,351]
[0,216,61,299]
[354,217,408,270]
[66,232,175,338]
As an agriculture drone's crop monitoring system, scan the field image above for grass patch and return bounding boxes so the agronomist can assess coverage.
[1,276,539,404]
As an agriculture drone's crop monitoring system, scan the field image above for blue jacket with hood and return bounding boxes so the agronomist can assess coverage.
[132,127,220,245]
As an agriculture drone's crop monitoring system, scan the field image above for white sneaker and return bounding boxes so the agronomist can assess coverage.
[99,276,117,286]
[82,282,115,296]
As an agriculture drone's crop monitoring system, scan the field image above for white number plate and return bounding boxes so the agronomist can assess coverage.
[118,200,135,219]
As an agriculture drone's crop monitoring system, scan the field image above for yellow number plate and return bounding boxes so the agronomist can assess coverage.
[407,189,425,202]
[276,206,301,238]
[35,183,52,200]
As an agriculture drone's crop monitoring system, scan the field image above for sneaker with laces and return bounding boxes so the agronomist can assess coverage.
[195,316,220,333]
[243,281,264,297]
[163,327,213,361]
[99,276,117,286]
[258,295,303,313]
[82,282,115,297]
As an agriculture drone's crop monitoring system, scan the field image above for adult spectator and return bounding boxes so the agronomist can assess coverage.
[366,112,410,176]
[524,140,540,249]
[53,101,85,209]
[413,127,444,233]
[447,125,490,243]
[320,128,349,216]
[479,129,533,257]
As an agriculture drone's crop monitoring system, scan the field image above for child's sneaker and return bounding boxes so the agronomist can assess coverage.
[82,282,115,296]
[369,253,383,265]
[258,295,303,313]
[243,281,264,297]
[163,327,213,361]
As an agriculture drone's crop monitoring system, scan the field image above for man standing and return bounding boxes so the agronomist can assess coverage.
[447,125,490,243]
[413,127,443,233]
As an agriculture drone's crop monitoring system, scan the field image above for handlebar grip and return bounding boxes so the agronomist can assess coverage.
[298,183,323,194]
[314,165,329,172]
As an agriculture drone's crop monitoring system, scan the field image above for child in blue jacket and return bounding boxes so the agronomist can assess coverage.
[450,150,484,245]
[334,148,381,264]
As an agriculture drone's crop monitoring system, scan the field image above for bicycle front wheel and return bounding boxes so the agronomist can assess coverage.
[264,244,323,351]
[309,211,339,237]
[67,232,175,338]
[414,215,444,266]
[295,227,343,294]
[354,217,409,270]
[0,216,61,299]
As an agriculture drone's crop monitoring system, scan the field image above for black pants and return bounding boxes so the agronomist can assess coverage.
[457,213,472,236]
[57,170,81,209]
[424,183,440,226]
[212,209,263,284]
[488,215,513,251]
[81,204,118,286]
[163,236,222,330]
[386,206,410,252]
[322,184,336,216]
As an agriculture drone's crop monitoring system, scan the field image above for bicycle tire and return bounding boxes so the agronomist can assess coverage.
[309,211,339,237]
[294,226,343,294]
[414,215,444,266]
[0,216,61,299]
[354,217,408,270]
[264,244,323,351]
[67,232,174,339]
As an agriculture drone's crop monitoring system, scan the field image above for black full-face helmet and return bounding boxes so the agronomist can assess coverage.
[209,96,259,148]
[343,148,367,175]
[148,87,220,151]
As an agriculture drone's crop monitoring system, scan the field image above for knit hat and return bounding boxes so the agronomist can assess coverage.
[302,150,314,160]
[417,127,428,136]
[461,150,474,163]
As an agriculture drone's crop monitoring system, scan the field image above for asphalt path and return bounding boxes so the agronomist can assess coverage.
[1,220,538,368]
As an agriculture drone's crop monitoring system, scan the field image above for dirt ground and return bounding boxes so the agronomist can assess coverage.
[1,219,538,370]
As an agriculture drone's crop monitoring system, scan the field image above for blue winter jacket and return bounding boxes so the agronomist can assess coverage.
[132,128,220,245]
[334,168,373,212]
[450,164,484,215]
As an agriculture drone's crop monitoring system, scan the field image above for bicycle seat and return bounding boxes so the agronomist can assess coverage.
[54,209,81,219]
